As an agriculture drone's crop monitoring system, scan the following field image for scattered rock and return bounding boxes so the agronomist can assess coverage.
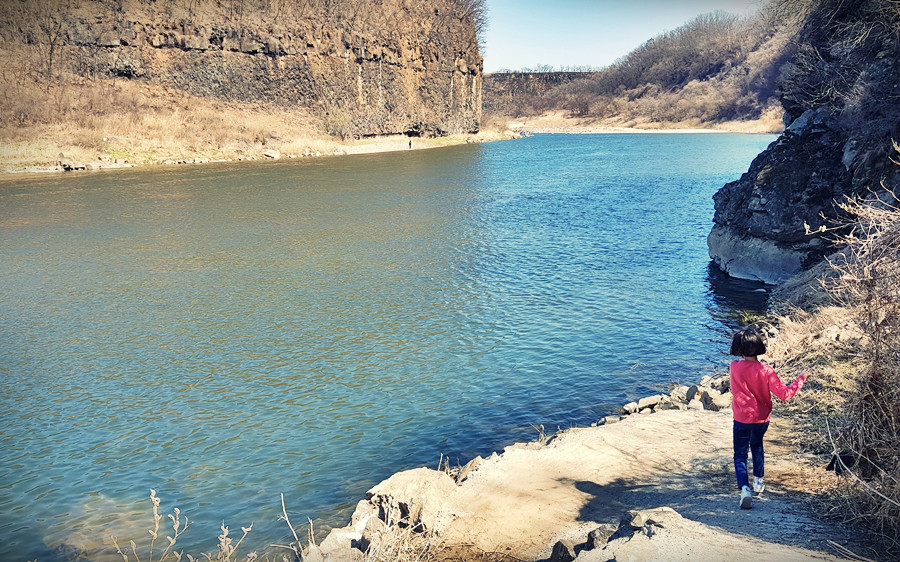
[585,525,617,550]
[685,384,701,402]
[262,148,281,159]
[687,398,705,411]
[456,455,483,483]
[701,389,733,412]
[637,394,664,411]
[628,507,681,530]
[350,499,376,525]
[622,401,639,414]
[656,399,685,411]
[549,538,577,562]
[669,385,689,402]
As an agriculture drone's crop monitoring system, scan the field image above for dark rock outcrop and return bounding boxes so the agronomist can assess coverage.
[709,0,900,284]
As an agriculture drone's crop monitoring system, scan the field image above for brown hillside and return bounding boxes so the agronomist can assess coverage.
[0,0,484,169]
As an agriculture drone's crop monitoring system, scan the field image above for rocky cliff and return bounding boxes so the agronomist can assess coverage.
[708,0,900,284]
[0,0,483,137]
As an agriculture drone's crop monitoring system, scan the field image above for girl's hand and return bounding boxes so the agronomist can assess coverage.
[800,368,811,380]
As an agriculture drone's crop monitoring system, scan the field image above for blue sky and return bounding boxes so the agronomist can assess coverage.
[482,0,766,72]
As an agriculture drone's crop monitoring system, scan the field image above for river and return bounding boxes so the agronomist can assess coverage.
[0,133,774,559]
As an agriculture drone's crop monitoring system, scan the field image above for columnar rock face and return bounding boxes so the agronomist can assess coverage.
[0,0,483,136]
[708,0,900,284]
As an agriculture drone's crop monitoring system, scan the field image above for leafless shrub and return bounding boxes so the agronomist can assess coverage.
[776,0,900,134]
[819,145,900,545]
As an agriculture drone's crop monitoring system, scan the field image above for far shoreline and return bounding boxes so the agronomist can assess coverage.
[0,117,782,177]
[0,130,520,177]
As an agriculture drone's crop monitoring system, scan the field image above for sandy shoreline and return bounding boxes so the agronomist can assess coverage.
[311,376,867,561]
[515,126,732,134]
[500,111,784,136]
[0,130,519,176]
[1,117,783,176]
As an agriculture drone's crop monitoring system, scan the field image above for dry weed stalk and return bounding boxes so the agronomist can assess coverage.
[363,524,436,562]
[111,489,190,562]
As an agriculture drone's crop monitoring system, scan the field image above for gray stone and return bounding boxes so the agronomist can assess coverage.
[668,385,689,403]
[700,389,732,412]
[549,538,577,562]
[585,525,617,550]
[637,394,663,410]
[622,401,639,414]
[98,30,120,47]
[687,398,704,411]
[262,148,281,159]
[699,389,722,411]
[628,507,682,530]
[182,34,209,50]
[709,375,730,393]
[707,222,805,285]
[685,385,701,403]
[58,157,86,171]
[656,399,684,411]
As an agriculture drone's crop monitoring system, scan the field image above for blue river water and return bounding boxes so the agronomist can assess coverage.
[0,133,774,559]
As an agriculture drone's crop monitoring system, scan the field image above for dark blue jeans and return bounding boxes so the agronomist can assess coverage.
[733,420,769,489]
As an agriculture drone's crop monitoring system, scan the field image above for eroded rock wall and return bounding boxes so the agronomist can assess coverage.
[0,0,482,136]
[708,0,900,284]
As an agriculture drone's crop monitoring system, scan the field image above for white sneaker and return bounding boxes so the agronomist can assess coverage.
[740,485,753,509]
[752,477,765,494]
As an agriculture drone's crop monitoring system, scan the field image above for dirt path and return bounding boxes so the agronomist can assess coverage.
[428,409,861,561]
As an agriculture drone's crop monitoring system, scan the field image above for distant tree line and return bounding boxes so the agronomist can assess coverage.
[492,64,604,74]
[484,8,799,125]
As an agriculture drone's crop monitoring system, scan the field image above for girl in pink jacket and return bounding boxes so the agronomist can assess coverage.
[730,328,809,509]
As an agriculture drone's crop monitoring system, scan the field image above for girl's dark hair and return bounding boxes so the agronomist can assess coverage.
[730,328,767,357]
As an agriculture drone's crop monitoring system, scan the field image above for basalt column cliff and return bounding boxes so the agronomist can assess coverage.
[708,0,900,284]
[0,0,483,137]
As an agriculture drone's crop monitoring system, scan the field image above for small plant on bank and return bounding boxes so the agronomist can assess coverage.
[110,489,261,562]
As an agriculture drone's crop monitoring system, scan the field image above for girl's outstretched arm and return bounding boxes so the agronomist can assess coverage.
[767,366,809,401]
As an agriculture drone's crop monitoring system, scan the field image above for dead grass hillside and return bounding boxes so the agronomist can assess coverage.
[484,7,801,131]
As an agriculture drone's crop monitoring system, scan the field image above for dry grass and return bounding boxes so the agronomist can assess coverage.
[0,56,345,171]
[762,152,900,554]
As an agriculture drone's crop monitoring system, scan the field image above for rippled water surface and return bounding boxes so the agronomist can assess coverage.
[0,134,774,559]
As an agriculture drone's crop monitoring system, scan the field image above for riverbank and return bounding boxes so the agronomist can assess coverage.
[305,238,898,561]
[0,76,519,176]
[491,109,784,136]
[0,130,518,175]
[309,374,871,561]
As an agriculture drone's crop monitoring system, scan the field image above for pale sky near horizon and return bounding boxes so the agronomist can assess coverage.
[482,0,766,73]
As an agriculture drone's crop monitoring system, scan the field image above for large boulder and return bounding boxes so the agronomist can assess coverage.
[365,467,457,531]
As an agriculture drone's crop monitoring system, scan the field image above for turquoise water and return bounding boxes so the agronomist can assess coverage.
[0,134,774,559]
